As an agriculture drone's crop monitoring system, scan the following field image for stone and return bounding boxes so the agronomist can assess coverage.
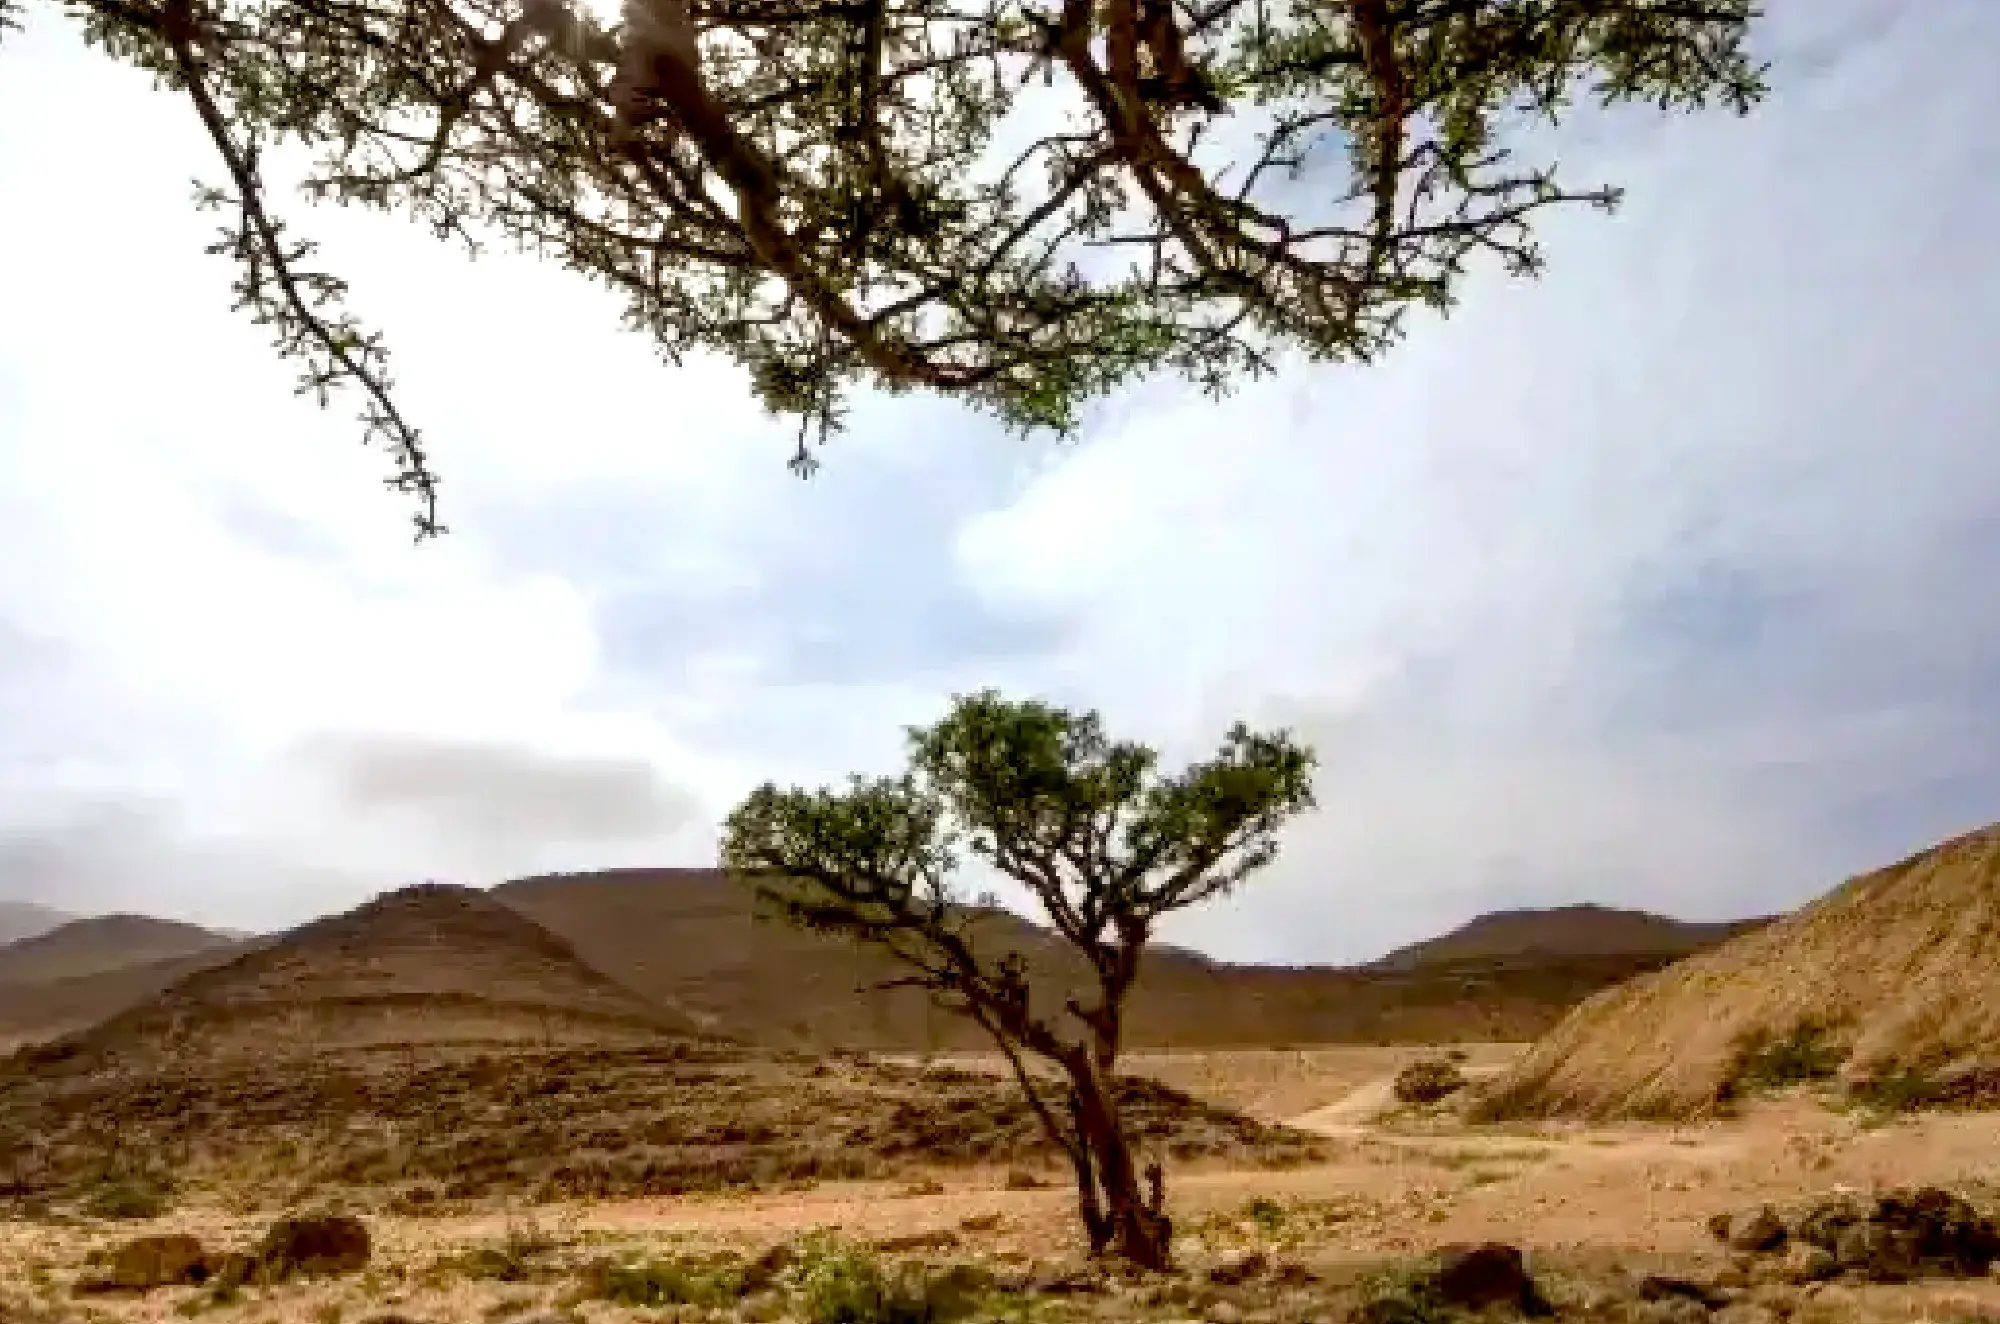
[102,1234,209,1292]
[1727,1208,1788,1254]
[1626,1299,1711,1324]
[1207,1250,1269,1286]
[1712,1306,1779,1324]
[1351,1299,1424,1324]
[209,1252,257,1291]
[1793,1195,1865,1250]
[1778,1243,1838,1284]
[1430,1243,1553,1316]
[1638,1275,1729,1310]
[256,1214,371,1280]
[1834,1223,1919,1283]
[738,1242,795,1293]
[1206,1302,1245,1324]
[870,1229,959,1253]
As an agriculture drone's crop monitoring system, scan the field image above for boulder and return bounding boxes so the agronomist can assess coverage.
[1207,1250,1269,1286]
[1777,1242,1837,1284]
[1431,1243,1553,1316]
[256,1214,371,1280]
[1726,1208,1788,1254]
[1637,1275,1729,1310]
[103,1234,208,1292]
[1626,1299,1711,1324]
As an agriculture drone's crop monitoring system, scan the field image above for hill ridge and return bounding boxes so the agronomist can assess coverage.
[1475,821,2000,1120]
[19,883,696,1071]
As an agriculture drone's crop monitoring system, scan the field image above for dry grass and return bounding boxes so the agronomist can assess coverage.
[1477,822,2000,1122]
[0,1042,1321,1216]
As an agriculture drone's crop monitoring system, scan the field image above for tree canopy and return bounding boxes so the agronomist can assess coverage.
[12,0,1765,535]
[720,690,1317,1266]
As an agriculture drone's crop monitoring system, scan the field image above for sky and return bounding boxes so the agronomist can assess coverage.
[0,0,1995,964]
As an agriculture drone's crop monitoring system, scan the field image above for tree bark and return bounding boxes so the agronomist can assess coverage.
[1064,1056,1172,1270]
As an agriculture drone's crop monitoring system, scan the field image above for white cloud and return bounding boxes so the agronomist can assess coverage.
[1,0,1996,966]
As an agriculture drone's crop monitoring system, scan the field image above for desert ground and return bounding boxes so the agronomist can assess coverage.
[7,1043,2000,1324]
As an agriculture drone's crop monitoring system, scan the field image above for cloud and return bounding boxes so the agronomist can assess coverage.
[1,0,1997,968]
[288,733,701,848]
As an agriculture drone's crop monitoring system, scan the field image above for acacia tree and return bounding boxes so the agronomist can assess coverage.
[9,0,1764,536]
[719,690,1316,1269]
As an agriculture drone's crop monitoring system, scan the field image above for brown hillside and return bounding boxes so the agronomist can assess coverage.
[1366,903,1773,972]
[0,946,249,1047]
[498,870,1744,1050]
[22,883,695,1069]
[0,900,70,947]
[1475,822,2000,1121]
[0,890,1320,1213]
[0,914,237,984]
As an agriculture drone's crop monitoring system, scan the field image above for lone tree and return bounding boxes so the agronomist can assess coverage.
[719,690,1316,1269]
[10,0,1766,535]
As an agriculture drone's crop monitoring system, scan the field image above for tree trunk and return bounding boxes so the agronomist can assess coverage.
[1064,1058,1172,1270]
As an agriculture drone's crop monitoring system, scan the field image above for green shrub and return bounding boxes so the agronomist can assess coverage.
[1848,1066,1945,1113]
[585,1254,747,1308]
[1724,1019,1848,1096]
[796,1242,971,1324]
[79,1174,171,1220]
[1243,1197,1287,1234]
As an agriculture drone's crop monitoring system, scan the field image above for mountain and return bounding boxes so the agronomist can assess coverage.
[20,883,696,1071]
[1365,903,1773,972]
[0,914,237,985]
[1475,823,2000,1121]
[0,901,71,947]
[0,886,1319,1214]
[0,873,1771,1054]
[497,870,1758,1050]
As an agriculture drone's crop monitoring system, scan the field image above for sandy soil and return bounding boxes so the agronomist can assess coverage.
[7,1044,2000,1324]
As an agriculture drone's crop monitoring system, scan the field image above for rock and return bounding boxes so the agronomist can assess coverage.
[1207,1250,1269,1286]
[1028,1265,1107,1295]
[1834,1223,1919,1283]
[1793,1195,1865,1250]
[870,1229,959,1253]
[1626,1299,1711,1324]
[1777,1243,1837,1284]
[256,1214,371,1280]
[1712,1307,1779,1324]
[959,1213,1003,1233]
[1206,1302,1245,1324]
[1727,1208,1788,1254]
[739,1243,795,1293]
[1352,1299,1424,1324]
[1430,1243,1553,1316]
[1638,1275,1729,1310]
[1707,1213,1735,1244]
[89,1234,209,1292]
[1869,1185,2000,1276]
[209,1252,257,1290]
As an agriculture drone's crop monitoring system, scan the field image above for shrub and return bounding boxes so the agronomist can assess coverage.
[1724,1019,1849,1097]
[1393,1058,1468,1106]
[1244,1197,1287,1234]
[79,1174,171,1221]
[583,1254,747,1308]
[796,1241,973,1324]
[1848,1065,1947,1113]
